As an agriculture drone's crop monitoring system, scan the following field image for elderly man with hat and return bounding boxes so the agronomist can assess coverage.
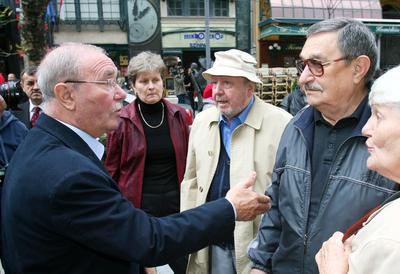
[181,49,292,274]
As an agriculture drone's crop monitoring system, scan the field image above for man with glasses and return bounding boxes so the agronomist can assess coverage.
[1,43,271,274]
[248,17,398,274]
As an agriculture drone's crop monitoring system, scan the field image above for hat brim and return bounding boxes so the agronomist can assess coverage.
[203,67,262,84]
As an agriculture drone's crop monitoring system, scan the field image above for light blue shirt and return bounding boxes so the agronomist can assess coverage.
[219,96,254,157]
[57,120,105,160]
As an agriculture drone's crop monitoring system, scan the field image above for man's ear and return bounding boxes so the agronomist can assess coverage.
[246,81,256,96]
[53,83,76,110]
[353,55,371,85]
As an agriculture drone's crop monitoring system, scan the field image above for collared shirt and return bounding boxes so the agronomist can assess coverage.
[29,101,44,120]
[308,96,368,223]
[58,120,104,160]
[219,96,254,157]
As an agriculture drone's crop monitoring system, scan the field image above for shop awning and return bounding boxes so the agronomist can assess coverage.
[266,0,382,20]
[259,18,400,39]
[162,49,183,56]
[368,23,400,34]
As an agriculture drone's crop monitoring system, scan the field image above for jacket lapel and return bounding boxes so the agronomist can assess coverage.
[36,114,107,173]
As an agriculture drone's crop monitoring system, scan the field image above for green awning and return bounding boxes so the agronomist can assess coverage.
[368,23,400,34]
[260,25,309,39]
[162,49,183,56]
[260,21,400,39]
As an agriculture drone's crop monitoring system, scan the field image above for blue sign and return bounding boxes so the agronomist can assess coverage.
[184,32,224,40]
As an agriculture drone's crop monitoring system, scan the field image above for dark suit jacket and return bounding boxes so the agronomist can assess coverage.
[1,114,235,274]
[11,101,31,129]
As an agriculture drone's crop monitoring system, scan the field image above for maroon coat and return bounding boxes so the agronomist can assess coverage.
[105,99,190,208]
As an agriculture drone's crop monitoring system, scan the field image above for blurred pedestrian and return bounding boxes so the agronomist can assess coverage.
[184,67,195,112]
[11,66,43,128]
[280,73,307,115]
[7,73,17,82]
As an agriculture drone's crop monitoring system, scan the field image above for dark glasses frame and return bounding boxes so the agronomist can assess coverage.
[295,57,348,77]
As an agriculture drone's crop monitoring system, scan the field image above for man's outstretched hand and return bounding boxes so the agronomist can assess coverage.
[226,172,271,221]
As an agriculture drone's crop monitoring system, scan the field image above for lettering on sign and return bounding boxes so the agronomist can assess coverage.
[184,32,224,40]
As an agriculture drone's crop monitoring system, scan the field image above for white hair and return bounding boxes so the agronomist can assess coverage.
[37,43,105,103]
[369,65,400,106]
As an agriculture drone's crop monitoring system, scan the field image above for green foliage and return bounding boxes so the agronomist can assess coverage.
[20,0,48,64]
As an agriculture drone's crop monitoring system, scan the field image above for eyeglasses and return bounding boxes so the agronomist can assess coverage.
[295,57,348,77]
[64,79,119,92]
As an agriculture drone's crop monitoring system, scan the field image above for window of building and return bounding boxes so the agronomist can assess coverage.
[58,0,120,21]
[213,0,228,16]
[167,0,229,17]
[188,0,204,16]
[167,0,183,16]
[102,1,121,20]
[80,0,99,20]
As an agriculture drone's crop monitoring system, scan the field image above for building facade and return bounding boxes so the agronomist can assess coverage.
[255,0,400,70]
[53,0,241,73]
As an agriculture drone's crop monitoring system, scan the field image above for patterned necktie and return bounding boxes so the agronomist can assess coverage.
[31,106,41,127]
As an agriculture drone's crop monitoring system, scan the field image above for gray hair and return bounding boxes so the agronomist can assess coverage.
[20,65,38,81]
[369,65,400,106]
[307,18,378,87]
[37,43,105,103]
[127,51,166,85]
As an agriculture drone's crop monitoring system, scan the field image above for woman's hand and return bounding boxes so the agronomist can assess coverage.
[315,232,352,274]
[144,267,157,274]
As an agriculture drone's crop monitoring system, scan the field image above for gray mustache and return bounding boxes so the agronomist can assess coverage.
[111,101,123,112]
[304,83,323,91]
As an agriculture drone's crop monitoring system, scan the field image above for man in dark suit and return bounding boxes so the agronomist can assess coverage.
[1,43,270,274]
[11,66,43,128]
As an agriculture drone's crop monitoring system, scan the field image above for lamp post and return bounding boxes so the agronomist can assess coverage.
[205,0,211,69]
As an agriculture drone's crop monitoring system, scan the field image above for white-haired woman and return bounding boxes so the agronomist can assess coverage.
[105,51,190,274]
[316,65,400,274]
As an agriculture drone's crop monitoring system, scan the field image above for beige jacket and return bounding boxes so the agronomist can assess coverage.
[349,198,400,274]
[181,96,292,274]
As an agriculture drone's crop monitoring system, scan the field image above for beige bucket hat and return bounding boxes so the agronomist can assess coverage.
[202,49,262,84]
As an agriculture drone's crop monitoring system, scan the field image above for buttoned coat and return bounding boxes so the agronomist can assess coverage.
[181,96,292,274]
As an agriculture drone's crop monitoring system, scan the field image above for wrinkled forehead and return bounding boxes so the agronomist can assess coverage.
[22,73,37,82]
[82,52,118,79]
[301,32,340,60]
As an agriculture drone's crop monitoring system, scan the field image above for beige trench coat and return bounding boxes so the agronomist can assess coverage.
[181,96,292,274]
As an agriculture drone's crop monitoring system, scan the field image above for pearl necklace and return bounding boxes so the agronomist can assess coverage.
[138,102,165,129]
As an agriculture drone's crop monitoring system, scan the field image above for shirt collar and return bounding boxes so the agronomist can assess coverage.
[314,95,368,125]
[219,95,255,125]
[57,120,105,160]
[29,101,44,112]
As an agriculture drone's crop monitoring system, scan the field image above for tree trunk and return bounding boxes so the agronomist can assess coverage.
[20,0,48,64]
